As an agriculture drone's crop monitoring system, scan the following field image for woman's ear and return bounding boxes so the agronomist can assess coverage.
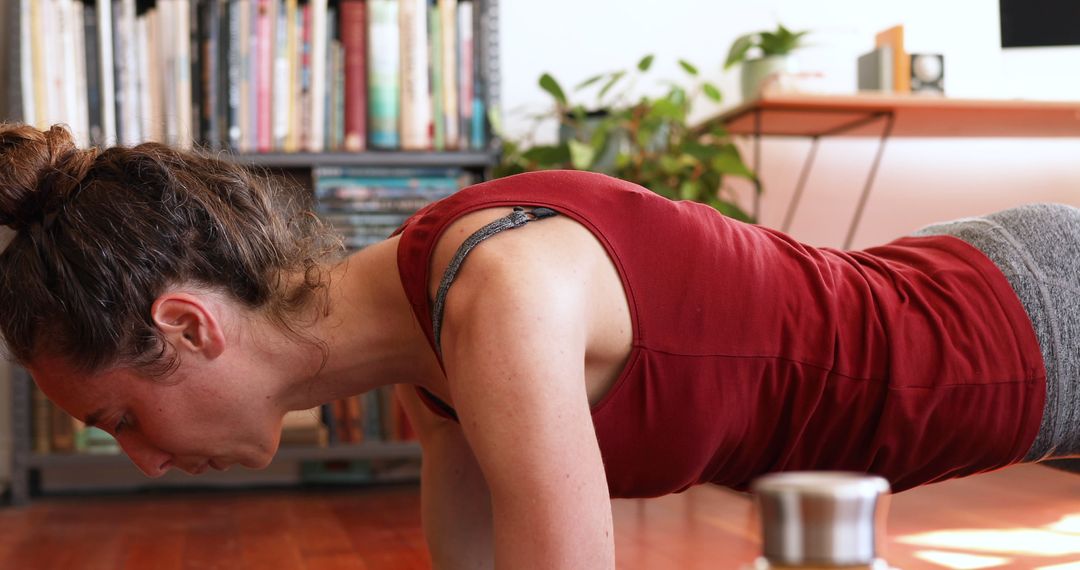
[150,293,226,360]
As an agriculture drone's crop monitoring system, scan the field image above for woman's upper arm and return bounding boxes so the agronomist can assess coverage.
[438,238,615,569]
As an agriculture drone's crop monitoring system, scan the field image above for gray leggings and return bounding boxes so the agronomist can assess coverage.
[911,203,1080,462]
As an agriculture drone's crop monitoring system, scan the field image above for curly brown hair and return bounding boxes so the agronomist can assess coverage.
[0,123,343,376]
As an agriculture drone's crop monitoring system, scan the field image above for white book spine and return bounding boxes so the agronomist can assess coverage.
[135,12,153,143]
[70,3,90,148]
[159,0,176,145]
[175,0,192,149]
[400,0,430,150]
[41,0,60,129]
[308,0,327,152]
[237,0,251,152]
[119,0,141,144]
[273,0,290,150]
[96,0,116,146]
[19,0,36,128]
[438,0,457,149]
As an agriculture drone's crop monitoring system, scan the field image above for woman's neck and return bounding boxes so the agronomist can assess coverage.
[278,236,444,411]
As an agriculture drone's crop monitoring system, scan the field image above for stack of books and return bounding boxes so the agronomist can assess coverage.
[314,166,471,250]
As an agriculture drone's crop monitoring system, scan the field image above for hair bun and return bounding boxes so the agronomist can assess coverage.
[0,123,92,230]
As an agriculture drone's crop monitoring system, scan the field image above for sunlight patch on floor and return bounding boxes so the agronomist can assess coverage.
[896,513,1080,568]
[911,550,1010,569]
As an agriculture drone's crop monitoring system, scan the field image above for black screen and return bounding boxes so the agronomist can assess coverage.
[1000,0,1080,47]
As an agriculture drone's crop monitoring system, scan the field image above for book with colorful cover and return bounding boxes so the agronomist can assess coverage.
[367,0,400,149]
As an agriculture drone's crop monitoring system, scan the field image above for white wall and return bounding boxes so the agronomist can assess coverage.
[499,0,1080,248]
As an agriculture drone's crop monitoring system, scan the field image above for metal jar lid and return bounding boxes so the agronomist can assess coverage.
[752,472,891,567]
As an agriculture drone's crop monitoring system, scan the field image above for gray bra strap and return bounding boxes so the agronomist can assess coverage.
[432,206,558,354]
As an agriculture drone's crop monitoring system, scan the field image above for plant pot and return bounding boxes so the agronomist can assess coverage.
[740,55,796,101]
[558,109,671,172]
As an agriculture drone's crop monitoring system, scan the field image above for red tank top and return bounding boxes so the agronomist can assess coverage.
[392,170,1046,497]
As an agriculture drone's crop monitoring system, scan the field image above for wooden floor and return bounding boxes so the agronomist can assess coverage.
[0,464,1077,569]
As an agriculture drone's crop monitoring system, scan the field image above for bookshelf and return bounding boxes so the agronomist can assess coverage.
[4,0,503,506]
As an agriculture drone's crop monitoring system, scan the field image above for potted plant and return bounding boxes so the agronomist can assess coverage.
[491,55,759,222]
[724,23,810,101]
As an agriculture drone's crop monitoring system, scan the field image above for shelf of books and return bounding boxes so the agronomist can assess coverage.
[4,0,502,505]
[3,0,497,159]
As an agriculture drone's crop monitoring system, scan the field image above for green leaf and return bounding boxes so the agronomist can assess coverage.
[568,139,596,170]
[574,73,606,91]
[711,145,755,179]
[659,155,682,175]
[678,59,699,76]
[702,82,723,103]
[597,70,626,102]
[647,98,683,121]
[539,73,568,107]
[679,180,702,201]
[487,108,505,137]
[724,34,755,69]
[637,54,655,72]
[522,143,570,166]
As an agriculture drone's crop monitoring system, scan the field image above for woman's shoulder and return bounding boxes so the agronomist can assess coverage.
[425,206,597,302]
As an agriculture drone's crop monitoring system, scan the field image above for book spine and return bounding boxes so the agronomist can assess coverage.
[158,0,175,145]
[438,0,458,149]
[41,1,60,130]
[457,0,473,149]
[324,9,336,151]
[173,0,192,149]
[2,0,18,123]
[297,3,310,151]
[238,0,253,152]
[17,0,35,127]
[215,0,230,150]
[273,0,292,151]
[288,0,304,152]
[331,26,344,150]
[428,3,444,151]
[282,0,300,152]
[256,0,273,152]
[70,2,90,147]
[83,1,103,146]
[95,0,116,145]
[201,0,221,149]
[340,0,367,152]
[367,0,400,149]
[226,0,242,150]
[308,0,327,152]
[186,0,200,148]
[135,7,153,143]
[399,0,430,150]
[29,0,46,130]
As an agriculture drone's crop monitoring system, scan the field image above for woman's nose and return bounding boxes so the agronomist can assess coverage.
[116,434,174,478]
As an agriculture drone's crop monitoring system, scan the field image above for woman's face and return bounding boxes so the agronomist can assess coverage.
[31,356,286,477]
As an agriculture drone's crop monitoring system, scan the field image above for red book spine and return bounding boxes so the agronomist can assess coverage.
[256,0,274,152]
[340,0,367,151]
